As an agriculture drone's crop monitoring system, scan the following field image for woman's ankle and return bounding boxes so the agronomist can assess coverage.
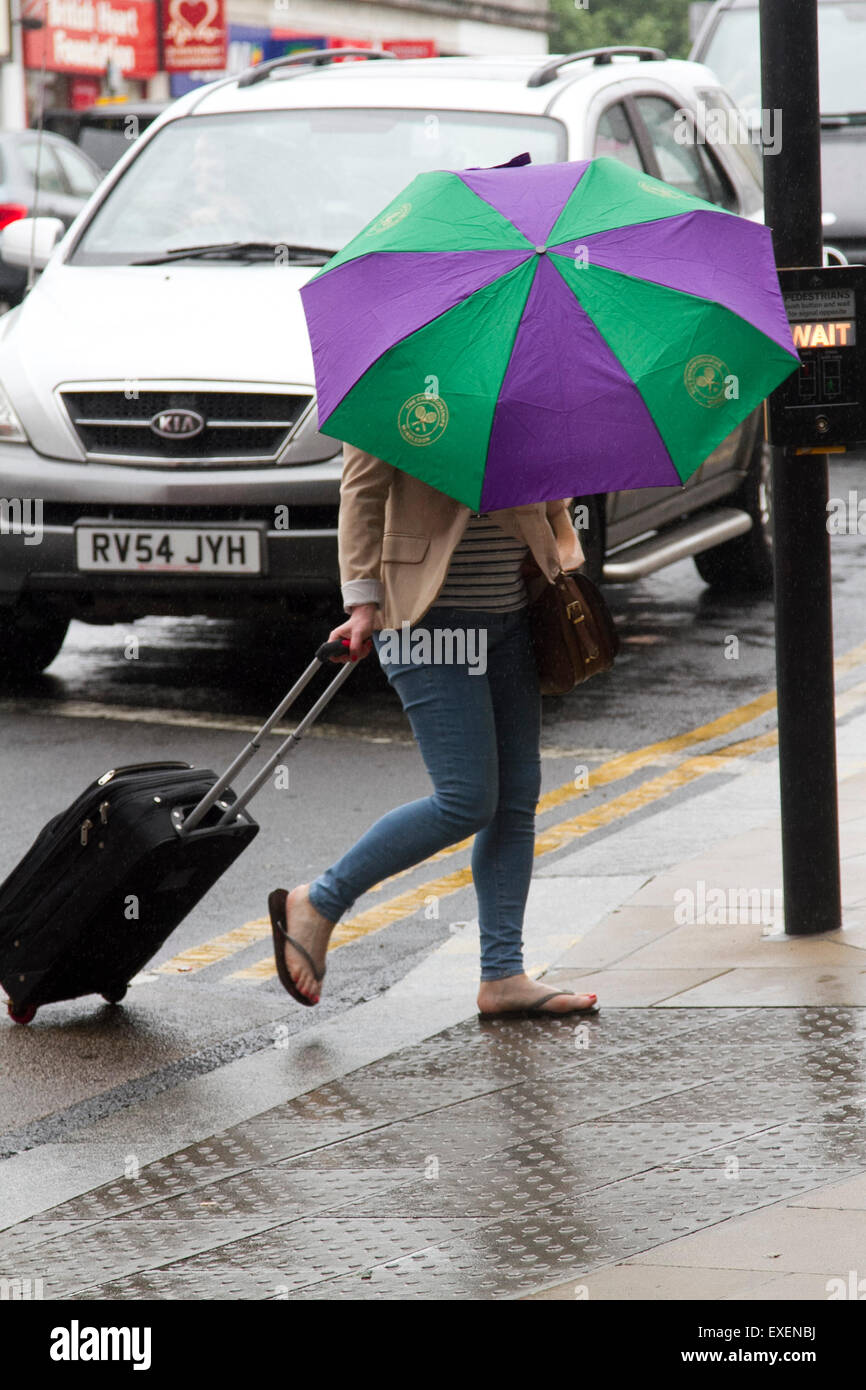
[303,883,337,928]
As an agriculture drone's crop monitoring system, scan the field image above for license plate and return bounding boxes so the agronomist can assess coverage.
[75,524,263,575]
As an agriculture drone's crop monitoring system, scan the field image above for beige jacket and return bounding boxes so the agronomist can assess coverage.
[338,442,585,629]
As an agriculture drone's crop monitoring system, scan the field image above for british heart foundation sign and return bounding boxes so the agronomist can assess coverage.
[164,0,227,71]
[22,0,158,78]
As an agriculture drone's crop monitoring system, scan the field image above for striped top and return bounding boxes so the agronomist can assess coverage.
[435,512,530,612]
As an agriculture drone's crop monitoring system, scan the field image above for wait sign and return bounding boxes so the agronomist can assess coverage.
[790,320,855,348]
[766,265,866,449]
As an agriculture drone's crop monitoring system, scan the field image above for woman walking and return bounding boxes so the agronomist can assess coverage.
[268,441,599,1019]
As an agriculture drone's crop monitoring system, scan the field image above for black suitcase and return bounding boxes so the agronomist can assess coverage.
[0,640,352,1023]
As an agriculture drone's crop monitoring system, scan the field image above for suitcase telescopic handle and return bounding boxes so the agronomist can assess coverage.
[179,638,357,835]
[316,638,354,661]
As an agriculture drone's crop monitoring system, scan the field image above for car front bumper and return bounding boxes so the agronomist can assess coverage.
[0,444,345,618]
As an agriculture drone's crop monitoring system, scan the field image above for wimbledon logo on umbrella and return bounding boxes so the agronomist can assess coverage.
[398,393,450,446]
[367,202,413,236]
[684,354,732,408]
[637,179,690,201]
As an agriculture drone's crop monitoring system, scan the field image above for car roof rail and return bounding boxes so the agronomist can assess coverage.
[527,47,668,88]
[236,46,397,89]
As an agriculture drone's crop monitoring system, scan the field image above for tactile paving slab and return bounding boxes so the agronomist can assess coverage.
[5,1006,866,1300]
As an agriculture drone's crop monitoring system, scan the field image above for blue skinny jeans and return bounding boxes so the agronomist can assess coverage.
[307,604,542,981]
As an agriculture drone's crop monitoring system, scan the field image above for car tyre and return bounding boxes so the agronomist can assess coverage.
[694,438,774,592]
[0,605,69,680]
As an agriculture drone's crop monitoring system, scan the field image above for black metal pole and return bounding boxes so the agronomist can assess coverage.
[759,0,842,934]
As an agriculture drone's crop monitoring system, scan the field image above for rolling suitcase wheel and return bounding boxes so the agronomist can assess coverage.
[7,1000,37,1025]
[102,986,128,1005]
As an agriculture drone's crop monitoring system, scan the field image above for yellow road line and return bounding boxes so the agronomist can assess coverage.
[364,689,780,893]
[365,634,866,893]
[233,953,289,982]
[233,669,866,981]
[230,724,782,979]
[533,729,778,855]
[163,637,866,980]
[154,918,271,973]
[835,640,866,674]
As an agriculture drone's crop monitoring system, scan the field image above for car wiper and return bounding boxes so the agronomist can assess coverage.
[130,241,335,266]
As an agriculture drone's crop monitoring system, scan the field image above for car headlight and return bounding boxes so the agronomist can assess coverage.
[0,383,29,442]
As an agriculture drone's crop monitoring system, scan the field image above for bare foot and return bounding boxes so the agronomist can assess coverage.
[281,884,335,1003]
[477,972,597,1016]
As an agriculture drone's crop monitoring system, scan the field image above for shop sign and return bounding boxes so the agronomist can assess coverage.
[163,0,226,72]
[23,0,158,78]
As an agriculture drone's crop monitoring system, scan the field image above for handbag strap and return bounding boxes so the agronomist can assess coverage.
[553,568,600,661]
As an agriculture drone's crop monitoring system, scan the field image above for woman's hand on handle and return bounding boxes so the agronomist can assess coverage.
[327,602,378,662]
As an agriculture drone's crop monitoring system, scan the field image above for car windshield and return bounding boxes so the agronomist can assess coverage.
[69,108,566,266]
[700,0,866,118]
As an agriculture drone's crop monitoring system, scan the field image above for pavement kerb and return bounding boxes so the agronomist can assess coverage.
[0,864,646,1231]
[3,701,866,1248]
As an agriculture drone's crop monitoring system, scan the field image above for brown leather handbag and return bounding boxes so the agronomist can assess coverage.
[528,568,620,695]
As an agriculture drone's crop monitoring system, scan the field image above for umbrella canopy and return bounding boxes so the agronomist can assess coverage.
[300,156,799,510]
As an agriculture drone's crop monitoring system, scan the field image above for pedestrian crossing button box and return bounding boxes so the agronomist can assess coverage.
[765,265,866,449]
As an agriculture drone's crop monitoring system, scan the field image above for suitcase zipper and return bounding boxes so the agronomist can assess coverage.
[45,768,201,845]
[77,782,208,849]
[0,771,223,925]
[97,761,190,787]
[1,776,217,924]
[78,801,111,848]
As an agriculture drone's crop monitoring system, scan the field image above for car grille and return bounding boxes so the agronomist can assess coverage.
[41,502,339,528]
[60,388,312,466]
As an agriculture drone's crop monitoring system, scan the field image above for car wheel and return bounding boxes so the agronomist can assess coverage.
[694,438,774,592]
[570,495,605,584]
[0,605,69,681]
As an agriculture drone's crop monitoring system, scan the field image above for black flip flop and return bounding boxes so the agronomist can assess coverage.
[268,888,326,1007]
[478,990,600,1021]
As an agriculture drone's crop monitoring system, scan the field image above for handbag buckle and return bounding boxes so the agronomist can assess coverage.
[566,600,585,623]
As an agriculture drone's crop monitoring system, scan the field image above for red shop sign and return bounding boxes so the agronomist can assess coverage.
[324,36,438,61]
[69,75,102,106]
[324,36,374,54]
[23,0,158,78]
[163,0,227,71]
[382,39,438,59]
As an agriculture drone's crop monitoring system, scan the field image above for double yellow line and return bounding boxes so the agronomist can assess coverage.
[154,638,866,982]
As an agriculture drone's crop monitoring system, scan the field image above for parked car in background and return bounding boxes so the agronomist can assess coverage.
[0,48,775,677]
[42,101,169,174]
[0,129,103,310]
[691,0,866,264]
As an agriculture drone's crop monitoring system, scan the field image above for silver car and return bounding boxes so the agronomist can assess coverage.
[0,47,772,677]
[691,0,866,266]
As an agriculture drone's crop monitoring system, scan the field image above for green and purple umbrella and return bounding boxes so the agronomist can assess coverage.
[299,155,799,510]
